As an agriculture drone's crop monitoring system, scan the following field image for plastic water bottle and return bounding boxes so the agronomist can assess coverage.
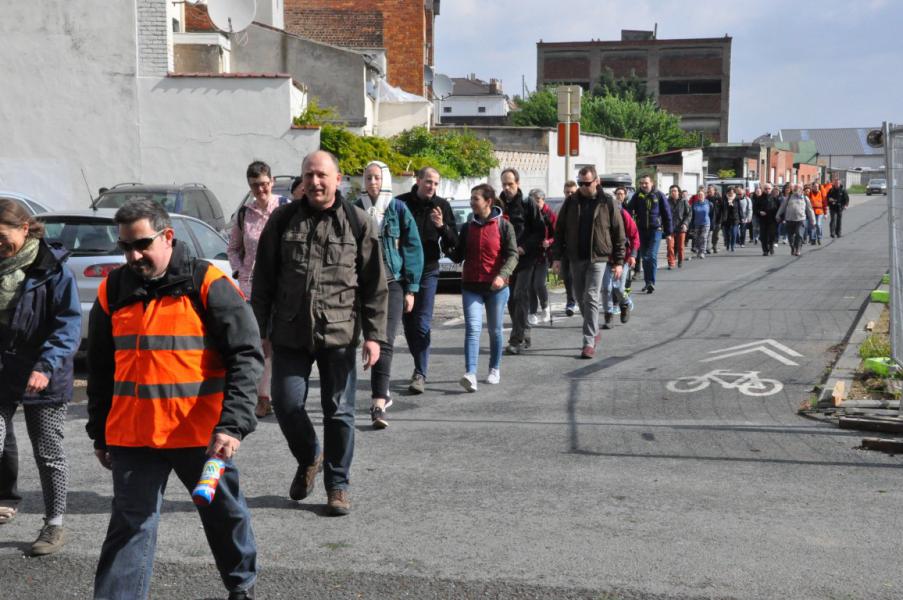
[192,458,226,506]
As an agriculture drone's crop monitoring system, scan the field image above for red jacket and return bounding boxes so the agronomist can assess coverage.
[621,207,640,257]
[539,203,557,262]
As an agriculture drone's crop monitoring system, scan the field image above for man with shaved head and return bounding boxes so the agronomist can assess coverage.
[252,150,388,516]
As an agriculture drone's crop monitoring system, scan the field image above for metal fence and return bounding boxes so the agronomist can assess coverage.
[885,123,903,367]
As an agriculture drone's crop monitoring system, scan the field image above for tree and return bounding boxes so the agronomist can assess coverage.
[511,90,699,156]
[592,67,652,103]
[717,169,736,178]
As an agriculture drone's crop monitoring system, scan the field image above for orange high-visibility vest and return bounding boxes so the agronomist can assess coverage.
[97,266,227,448]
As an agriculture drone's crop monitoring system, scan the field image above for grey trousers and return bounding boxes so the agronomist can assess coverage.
[507,264,535,345]
[692,225,709,255]
[569,259,606,348]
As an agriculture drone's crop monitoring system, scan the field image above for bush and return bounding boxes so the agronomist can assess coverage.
[319,125,497,178]
[859,333,892,359]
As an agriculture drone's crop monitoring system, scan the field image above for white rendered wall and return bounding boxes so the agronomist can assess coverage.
[378,102,433,138]
[138,76,320,216]
[0,0,142,209]
[0,0,318,215]
[437,96,508,118]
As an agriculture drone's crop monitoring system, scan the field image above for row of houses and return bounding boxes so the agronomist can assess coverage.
[642,127,886,192]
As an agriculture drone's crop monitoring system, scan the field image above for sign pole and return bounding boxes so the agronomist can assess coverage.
[564,92,571,186]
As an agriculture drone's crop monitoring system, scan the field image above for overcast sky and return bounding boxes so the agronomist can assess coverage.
[434,0,899,142]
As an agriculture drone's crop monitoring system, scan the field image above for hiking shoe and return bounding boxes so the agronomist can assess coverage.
[254,396,272,419]
[620,303,631,324]
[289,453,323,501]
[370,405,388,430]
[228,585,256,600]
[459,373,478,393]
[646,284,654,294]
[580,345,595,359]
[326,489,351,516]
[31,523,65,556]
[565,302,576,317]
[408,373,425,394]
[602,312,612,329]
[486,368,500,385]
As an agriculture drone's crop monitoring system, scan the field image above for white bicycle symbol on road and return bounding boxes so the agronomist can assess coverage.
[666,369,783,397]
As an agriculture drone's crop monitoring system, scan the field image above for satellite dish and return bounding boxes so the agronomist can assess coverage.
[867,129,884,149]
[207,0,256,34]
[433,74,454,98]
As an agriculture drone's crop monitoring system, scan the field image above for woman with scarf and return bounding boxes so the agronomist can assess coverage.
[356,161,424,429]
[0,199,80,556]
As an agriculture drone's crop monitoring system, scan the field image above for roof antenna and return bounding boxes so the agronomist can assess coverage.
[654,23,658,39]
[82,168,98,209]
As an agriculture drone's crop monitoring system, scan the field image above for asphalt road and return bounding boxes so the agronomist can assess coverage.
[2,195,900,599]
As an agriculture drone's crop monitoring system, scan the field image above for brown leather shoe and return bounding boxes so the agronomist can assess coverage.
[326,489,351,516]
[254,396,272,418]
[289,453,323,501]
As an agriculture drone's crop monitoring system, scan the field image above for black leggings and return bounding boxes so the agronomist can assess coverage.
[529,261,549,313]
[370,279,403,400]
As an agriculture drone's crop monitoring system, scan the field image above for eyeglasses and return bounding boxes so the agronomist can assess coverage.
[117,230,165,253]
[249,180,272,189]
[577,180,595,187]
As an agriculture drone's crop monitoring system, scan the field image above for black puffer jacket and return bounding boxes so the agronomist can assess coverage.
[397,186,459,272]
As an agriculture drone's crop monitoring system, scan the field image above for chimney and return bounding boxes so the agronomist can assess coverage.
[489,78,501,95]
[469,73,476,81]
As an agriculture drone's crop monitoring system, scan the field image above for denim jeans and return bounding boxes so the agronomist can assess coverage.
[811,214,824,242]
[638,229,663,286]
[601,263,633,314]
[271,345,356,490]
[370,279,403,399]
[722,224,739,251]
[402,267,439,378]
[462,285,510,374]
[94,447,257,600]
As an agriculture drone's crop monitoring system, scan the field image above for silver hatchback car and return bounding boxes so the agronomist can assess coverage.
[36,209,234,346]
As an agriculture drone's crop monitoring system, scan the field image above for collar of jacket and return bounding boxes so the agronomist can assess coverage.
[21,239,68,292]
[111,239,194,306]
[500,189,523,205]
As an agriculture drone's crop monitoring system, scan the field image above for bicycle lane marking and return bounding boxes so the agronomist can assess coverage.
[666,369,784,397]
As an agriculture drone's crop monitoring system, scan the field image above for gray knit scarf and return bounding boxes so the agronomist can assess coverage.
[0,237,40,325]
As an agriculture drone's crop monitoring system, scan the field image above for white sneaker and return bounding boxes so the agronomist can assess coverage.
[486,368,500,385]
[459,373,478,393]
[527,313,540,325]
[540,306,551,323]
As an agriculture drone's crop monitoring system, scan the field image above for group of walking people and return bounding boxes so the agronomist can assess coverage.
[686,178,850,259]
[0,145,857,599]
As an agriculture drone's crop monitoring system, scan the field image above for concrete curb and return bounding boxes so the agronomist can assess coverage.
[817,280,889,406]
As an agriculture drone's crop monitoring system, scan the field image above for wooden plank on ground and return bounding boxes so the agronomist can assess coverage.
[860,437,903,454]
[839,416,903,434]
[832,381,846,406]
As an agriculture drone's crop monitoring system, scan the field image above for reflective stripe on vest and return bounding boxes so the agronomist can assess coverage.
[98,265,228,449]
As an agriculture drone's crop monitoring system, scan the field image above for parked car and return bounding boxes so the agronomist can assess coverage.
[438,199,473,283]
[0,190,53,215]
[93,183,227,234]
[35,209,233,347]
[866,178,887,195]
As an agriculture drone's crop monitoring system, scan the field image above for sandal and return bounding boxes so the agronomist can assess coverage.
[0,505,17,524]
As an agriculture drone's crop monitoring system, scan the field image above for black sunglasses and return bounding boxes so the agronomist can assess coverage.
[117,230,165,253]
[577,180,595,187]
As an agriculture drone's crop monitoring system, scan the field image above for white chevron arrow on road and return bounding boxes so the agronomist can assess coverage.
[700,339,803,366]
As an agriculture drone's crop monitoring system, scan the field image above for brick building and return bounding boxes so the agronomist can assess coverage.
[283,0,439,97]
[537,30,731,142]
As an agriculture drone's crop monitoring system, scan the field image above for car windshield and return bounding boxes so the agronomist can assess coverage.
[452,207,472,226]
[872,179,886,185]
[97,191,180,213]
[39,217,119,256]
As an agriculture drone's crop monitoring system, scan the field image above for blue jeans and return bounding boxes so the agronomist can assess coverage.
[601,263,633,314]
[94,447,257,600]
[462,285,510,374]
[271,345,356,490]
[809,214,824,242]
[638,229,662,286]
[402,267,439,378]
[723,224,739,251]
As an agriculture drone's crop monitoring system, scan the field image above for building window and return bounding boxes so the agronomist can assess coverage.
[478,106,486,113]
[659,79,722,95]
[443,106,452,113]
